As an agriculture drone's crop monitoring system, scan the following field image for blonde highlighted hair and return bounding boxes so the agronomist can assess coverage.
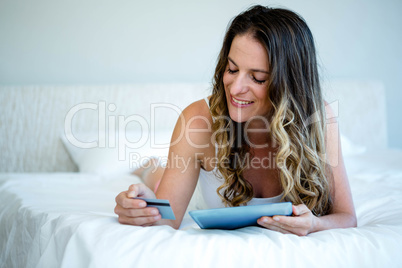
[209,5,332,216]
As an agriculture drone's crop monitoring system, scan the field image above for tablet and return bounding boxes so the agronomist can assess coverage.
[188,202,292,230]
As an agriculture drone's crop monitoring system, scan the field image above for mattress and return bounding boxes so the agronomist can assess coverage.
[1,149,402,268]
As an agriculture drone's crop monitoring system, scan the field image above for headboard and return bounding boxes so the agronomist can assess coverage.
[0,80,387,172]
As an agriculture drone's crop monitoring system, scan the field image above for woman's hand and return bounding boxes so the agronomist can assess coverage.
[114,183,162,226]
[257,204,317,236]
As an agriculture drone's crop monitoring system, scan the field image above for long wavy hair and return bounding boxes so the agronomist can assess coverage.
[209,5,332,216]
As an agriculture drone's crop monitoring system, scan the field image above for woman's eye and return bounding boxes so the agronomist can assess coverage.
[227,68,238,74]
[252,77,266,84]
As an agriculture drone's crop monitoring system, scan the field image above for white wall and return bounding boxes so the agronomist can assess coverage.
[1,0,401,149]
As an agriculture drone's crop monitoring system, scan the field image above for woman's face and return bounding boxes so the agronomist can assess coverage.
[223,33,271,124]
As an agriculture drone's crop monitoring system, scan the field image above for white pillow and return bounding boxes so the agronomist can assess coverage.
[61,130,172,176]
[340,133,366,156]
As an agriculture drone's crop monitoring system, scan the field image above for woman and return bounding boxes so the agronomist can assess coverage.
[114,5,357,235]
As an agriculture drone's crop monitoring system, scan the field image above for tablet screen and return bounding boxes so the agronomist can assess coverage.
[189,202,292,230]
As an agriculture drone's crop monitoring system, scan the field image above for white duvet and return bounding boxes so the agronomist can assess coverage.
[1,150,402,268]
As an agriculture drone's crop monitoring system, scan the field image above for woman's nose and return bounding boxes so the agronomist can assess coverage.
[230,74,249,95]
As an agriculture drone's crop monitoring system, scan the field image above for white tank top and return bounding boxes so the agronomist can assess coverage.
[196,97,284,209]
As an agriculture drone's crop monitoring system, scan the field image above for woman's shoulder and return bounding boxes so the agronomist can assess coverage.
[172,97,214,151]
[323,99,337,124]
[181,97,213,128]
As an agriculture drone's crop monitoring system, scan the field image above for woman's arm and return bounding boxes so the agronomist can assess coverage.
[257,101,357,235]
[115,100,212,229]
[313,101,357,230]
[153,101,210,229]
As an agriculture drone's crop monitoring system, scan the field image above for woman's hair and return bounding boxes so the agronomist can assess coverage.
[209,5,332,216]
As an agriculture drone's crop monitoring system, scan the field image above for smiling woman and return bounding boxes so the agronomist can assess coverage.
[114,5,357,235]
[210,6,332,215]
[224,34,271,123]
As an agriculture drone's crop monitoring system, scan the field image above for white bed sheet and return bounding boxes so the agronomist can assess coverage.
[1,150,402,268]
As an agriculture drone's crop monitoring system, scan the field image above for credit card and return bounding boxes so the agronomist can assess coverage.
[134,198,176,220]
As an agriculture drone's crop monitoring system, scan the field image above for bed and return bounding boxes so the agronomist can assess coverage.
[1,81,401,267]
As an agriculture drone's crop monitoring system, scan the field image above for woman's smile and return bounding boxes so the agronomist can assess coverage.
[230,95,254,107]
